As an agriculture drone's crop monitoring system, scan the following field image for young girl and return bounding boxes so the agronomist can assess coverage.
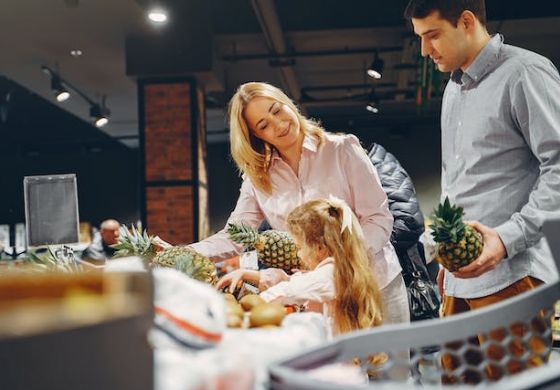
[216,197,383,336]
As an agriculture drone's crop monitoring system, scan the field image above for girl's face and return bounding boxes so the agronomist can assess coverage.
[292,234,328,270]
[243,96,301,152]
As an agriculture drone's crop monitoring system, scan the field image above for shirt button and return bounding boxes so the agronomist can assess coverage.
[458,121,462,126]
[455,155,460,160]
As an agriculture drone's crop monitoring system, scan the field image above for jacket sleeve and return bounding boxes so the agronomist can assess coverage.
[189,177,265,261]
[368,143,425,251]
[342,136,394,255]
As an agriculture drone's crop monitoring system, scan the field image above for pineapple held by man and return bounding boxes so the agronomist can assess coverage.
[429,197,484,272]
[226,222,301,273]
[112,225,217,284]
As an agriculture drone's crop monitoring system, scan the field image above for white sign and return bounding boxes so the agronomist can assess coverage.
[239,250,259,270]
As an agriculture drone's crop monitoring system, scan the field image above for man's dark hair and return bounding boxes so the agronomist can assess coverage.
[404,0,487,26]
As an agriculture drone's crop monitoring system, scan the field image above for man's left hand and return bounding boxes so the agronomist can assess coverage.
[453,221,507,279]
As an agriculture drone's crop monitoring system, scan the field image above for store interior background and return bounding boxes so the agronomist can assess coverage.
[2,0,560,237]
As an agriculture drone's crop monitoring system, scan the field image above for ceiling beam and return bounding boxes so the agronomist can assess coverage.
[250,0,301,101]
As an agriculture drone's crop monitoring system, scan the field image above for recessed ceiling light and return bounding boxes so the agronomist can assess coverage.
[70,49,83,57]
[148,9,168,23]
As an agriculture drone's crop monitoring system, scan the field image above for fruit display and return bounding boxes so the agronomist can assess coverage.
[0,246,83,274]
[430,197,483,272]
[224,293,287,329]
[112,225,217,284]
[226,222,301,273]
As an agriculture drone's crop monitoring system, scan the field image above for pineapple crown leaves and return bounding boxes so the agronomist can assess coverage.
[174,253,215,283]
[111,224,157,261]
[226,222,259,249]
[27,246,82,273]
[429,197,466,244]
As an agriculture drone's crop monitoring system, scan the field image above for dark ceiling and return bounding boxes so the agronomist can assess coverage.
[3,0,560,145]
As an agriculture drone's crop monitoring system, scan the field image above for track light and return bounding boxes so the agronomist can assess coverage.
[90,97,110,128]
[365,90,380,114]
[367,52,384,80]
[41,65,110,127]
[51,75,70,102]
[366,102,379,113]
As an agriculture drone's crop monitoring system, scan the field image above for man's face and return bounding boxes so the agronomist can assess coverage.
[100,224,119,245]
[412,11,470,72]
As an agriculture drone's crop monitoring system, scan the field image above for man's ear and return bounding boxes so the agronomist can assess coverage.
[460,10,477,32]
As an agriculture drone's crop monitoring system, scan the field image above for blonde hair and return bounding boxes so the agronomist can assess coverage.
[286,199,383,335]
[228,82,324,194]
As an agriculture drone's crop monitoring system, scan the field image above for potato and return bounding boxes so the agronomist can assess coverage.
[239,294,265,311]
[225,300,244,318]
[226,313,243,328]
[250,302,286,327]
[223,293,237,302]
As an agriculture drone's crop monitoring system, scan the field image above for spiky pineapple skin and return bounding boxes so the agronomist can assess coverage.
[153,246,217,284]
[255,230,299,271]
[227,222,301,273]
[436,225,483,272]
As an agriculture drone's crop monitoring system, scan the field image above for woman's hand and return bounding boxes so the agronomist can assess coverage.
[216,269,247,293]
[152,236,173,252]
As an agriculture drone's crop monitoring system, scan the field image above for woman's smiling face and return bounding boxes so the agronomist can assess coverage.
[243,96,301,151]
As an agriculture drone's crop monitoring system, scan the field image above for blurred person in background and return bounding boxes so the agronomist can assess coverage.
[82,219,120,261]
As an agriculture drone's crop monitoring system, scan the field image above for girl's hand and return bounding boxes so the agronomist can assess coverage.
[216,269,246,293]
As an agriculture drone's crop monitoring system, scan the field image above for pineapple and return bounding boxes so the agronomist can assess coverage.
[24,246,83,273]
[112,225,157,262]
[154,246,218,285]
[112,225,217,284]
[226,222,301,273]
[430,197,483,272]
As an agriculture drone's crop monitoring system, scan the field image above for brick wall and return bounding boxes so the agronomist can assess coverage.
[140,79,208,245]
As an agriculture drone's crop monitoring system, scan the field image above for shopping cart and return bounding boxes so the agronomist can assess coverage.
[269,220,560,389]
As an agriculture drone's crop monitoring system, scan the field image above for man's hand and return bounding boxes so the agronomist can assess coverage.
[453,221,507,279]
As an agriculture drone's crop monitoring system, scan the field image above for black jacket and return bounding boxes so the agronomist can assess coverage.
[367,143,425,251]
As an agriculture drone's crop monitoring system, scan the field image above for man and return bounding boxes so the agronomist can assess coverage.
[81,219,120,261]
[405,0,560,382]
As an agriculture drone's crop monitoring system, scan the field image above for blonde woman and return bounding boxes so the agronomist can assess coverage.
[216,197,383,336]
[190,82,409,326]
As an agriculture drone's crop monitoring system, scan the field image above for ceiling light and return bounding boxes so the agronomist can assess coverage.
[90,97,110,128]
[367,52,385,80]
[70,49,83,57]
[365,91,380,114]
[51,75,70,102]
[365,103,379,113]
[42,65,111,128]
[148,9,168,23]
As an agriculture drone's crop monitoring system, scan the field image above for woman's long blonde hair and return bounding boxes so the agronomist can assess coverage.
[228,82,324,194]
[286,199,383,335]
